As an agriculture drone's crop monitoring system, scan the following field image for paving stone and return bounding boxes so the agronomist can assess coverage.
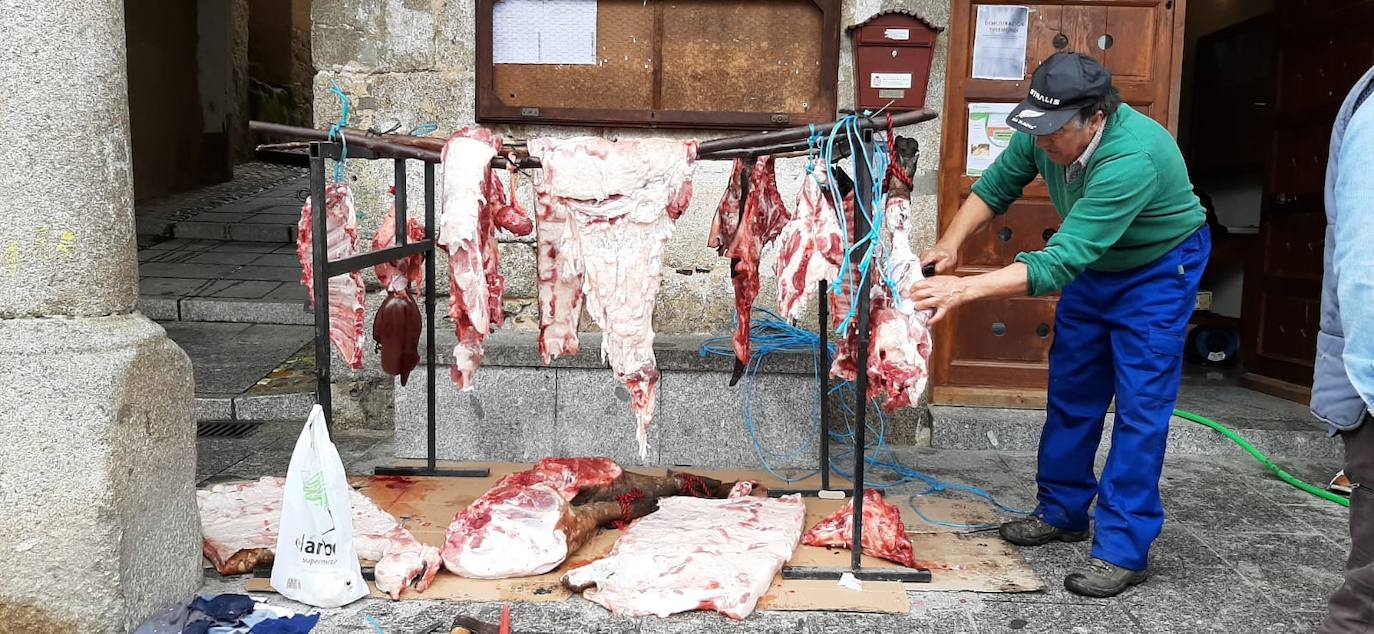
[640,610,810,633]
[967,599,1144,634]
[211,242,283,254]
[233,391,318,421]
[181,298,314,325]
[138,296,180,320]
[140,261,239,279]
[1164,475,1312,535]
[195,397,234,421]
[209,281,284,299]
[162,322,314,395]
[254,252,305,267]
[220,265,304,282]
[184,251,263,266]
[1115,562,1295,633]
[1204,531,1349,614]
[228,223,294,243]
[194,211,259,222]
[1282,500,1352,551]
[140,276,217,297]
[174,221,236,241]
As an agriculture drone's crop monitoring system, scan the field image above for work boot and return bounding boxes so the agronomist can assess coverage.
[998,516,1089,547]
[1065,557,1149,598]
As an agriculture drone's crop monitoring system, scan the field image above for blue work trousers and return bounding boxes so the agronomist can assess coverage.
[1034,226,1211,571]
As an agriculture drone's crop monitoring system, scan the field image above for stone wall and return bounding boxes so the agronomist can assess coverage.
[311,0,947,436]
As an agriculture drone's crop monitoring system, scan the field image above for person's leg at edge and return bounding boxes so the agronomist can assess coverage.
[1319,418,1374,633]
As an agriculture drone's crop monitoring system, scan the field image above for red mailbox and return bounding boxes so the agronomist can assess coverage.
[850,12,943,112]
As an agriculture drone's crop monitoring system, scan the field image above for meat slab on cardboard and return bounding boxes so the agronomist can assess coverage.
[563,482,806,620]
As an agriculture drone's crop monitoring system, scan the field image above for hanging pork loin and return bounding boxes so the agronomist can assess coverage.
[527,137,699,459]
[296,183,366,369]
[437,128,533,391]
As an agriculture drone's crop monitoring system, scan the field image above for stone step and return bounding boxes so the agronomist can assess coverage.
[141,296,313,325]
[194,392,317,423]
[929,405,1341,460]
[394,331,927,469]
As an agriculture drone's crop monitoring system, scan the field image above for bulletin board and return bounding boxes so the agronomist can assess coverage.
[475,0,841,130]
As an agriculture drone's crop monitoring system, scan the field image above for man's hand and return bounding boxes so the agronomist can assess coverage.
[919,244,959,275]
[906,275,974,325]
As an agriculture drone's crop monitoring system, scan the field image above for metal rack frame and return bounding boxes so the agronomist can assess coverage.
[307,140,487,479]
[301,117,933,582]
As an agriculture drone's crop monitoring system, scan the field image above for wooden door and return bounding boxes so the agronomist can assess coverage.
[1240,0,1374,402]
[934,0,1187,408]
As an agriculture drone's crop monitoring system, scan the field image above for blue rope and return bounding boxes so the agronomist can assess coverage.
[700,308,1032,530]
[819,116,898,336]
[327,82,351,184]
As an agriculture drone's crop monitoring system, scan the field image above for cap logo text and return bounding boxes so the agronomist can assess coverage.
[1030,88,1061,106]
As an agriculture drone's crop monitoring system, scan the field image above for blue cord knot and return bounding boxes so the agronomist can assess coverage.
[327,81,351,184]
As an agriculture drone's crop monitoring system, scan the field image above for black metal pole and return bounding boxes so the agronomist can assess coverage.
[850,130,876,571]
[424,161,437,473]
[310,142,334,432]
[818,279,831,491]
[394,159,407,245]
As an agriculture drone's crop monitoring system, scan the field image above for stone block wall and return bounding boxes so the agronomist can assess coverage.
[310,0,949,434]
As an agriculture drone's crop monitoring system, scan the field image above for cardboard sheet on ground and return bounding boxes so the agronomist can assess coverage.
[234,461,1039,611]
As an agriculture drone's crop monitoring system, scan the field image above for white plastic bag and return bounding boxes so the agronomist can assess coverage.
[271,405,368,607]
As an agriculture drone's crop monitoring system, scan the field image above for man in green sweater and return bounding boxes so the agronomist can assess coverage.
[908,52,1209,597]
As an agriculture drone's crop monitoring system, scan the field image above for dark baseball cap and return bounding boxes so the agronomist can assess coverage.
[1006,52,1112,136]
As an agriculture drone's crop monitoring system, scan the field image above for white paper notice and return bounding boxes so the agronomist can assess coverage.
[972,6,1029,80]
[967,102,1017,176]
[492,0,597,65]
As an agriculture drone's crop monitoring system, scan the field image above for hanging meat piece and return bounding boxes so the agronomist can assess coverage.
[496,163,535,237]
[723,156,791,368]
[196,476,442,600]
[830,191,861,381]
[441,458,734,579]
[775,169,846,321]
[437,127,511,390]
[296,183,365,369]
[867,194,934,410]
[373,282,422,386]
[706,159,746,256]
[527,137,699,459]
[370,188,428,385]
[802,488,918,569]
[562,483,804,620]
[371,186,427,292]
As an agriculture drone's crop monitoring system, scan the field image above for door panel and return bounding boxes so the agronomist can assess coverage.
[1104,8,1155,79]
[935,0,1186,406]
[1241,0,1374,400]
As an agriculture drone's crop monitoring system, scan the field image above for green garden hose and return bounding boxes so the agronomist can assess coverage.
[1173,409,1350,508]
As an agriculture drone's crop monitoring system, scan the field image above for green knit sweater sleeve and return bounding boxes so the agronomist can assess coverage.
[970,133,1039,214]
[1015,151,1159,296]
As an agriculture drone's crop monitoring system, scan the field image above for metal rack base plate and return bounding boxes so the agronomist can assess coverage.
[782,565,932,583]
[372,466,491,478]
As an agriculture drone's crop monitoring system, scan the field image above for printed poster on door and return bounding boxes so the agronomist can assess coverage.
[967,103,1017,176]
[972,5,1030,80]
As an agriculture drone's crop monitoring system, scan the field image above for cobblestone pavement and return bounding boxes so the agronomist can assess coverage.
[195,424,1349,633]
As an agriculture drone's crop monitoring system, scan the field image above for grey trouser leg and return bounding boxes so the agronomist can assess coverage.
[1320,421,1374,633]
